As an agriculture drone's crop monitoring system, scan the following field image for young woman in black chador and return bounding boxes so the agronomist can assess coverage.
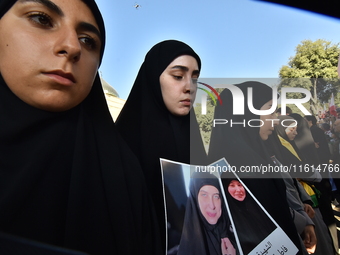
[0,1,160,254]
[208,81,305,254]
[178,172,237,255]
[116,40,207,251]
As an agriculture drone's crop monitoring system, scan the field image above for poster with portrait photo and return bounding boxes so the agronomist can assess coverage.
[160,158,240,255]
[210,158,298,255]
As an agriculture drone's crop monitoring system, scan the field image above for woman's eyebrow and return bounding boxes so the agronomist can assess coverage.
[19,0,64,16]
[171,65,188,71]
[171,65,200,75]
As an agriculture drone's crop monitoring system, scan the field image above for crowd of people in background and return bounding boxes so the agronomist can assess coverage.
[316,108,340,168]
[280,106,340,199]
[275,106,340,254]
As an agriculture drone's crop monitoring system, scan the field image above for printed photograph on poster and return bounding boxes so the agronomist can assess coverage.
[210,158,298,255]
[160,158,239,255]
[161,158,298,255]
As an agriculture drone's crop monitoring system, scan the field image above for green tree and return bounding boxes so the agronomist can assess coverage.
[279,39,340,115]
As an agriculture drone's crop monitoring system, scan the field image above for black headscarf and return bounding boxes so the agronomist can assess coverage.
[115,40,207,250]
[223,179,276,254]
[305,116,331,165]
[178,172,236,255]
[208,81,303,254]
[0,1,160,254]
[275,116,297,140]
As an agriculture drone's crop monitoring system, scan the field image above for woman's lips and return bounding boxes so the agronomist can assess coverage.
[43,70,76,86]
[206,212,217,218]
[181,99,191,106]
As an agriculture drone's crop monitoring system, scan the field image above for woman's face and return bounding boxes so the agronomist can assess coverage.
[259,100,277,140]
[228,180,246,201]
[159,55,199,116]
[0,0,102,111]
[285,124,298,140]
[198,185,222,225]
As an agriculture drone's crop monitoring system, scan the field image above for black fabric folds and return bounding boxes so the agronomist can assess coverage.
[208,82,275,169]
[290,113,320,166]
[309,123,331,165]
[0,1,160,254]
[115,40,207,250]
[208,81,303,254]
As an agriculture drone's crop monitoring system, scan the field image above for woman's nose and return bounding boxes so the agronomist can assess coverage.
[208,198,216,209]
[54,28,81,62]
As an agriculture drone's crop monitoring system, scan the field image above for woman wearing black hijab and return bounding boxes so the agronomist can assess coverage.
[116,40,207,251]
[208,81,304,254]
[178,172,237,255]
[272,116,304,167]
[0,1,160,254]
[271,115,322,182]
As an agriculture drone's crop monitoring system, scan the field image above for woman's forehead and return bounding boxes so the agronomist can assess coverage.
[199,185,219,192]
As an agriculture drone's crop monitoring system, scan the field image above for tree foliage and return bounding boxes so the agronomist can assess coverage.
[194,88,224,146]
[279,39,340,115]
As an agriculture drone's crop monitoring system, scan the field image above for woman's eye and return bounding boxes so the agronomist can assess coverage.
[28,12,53,28]
[79,36,97,50]
[173,75,183,80]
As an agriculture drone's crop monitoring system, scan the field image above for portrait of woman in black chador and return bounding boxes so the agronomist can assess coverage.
[223,178,276,255]
[178,171,238,255]
[0,0,160,254]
